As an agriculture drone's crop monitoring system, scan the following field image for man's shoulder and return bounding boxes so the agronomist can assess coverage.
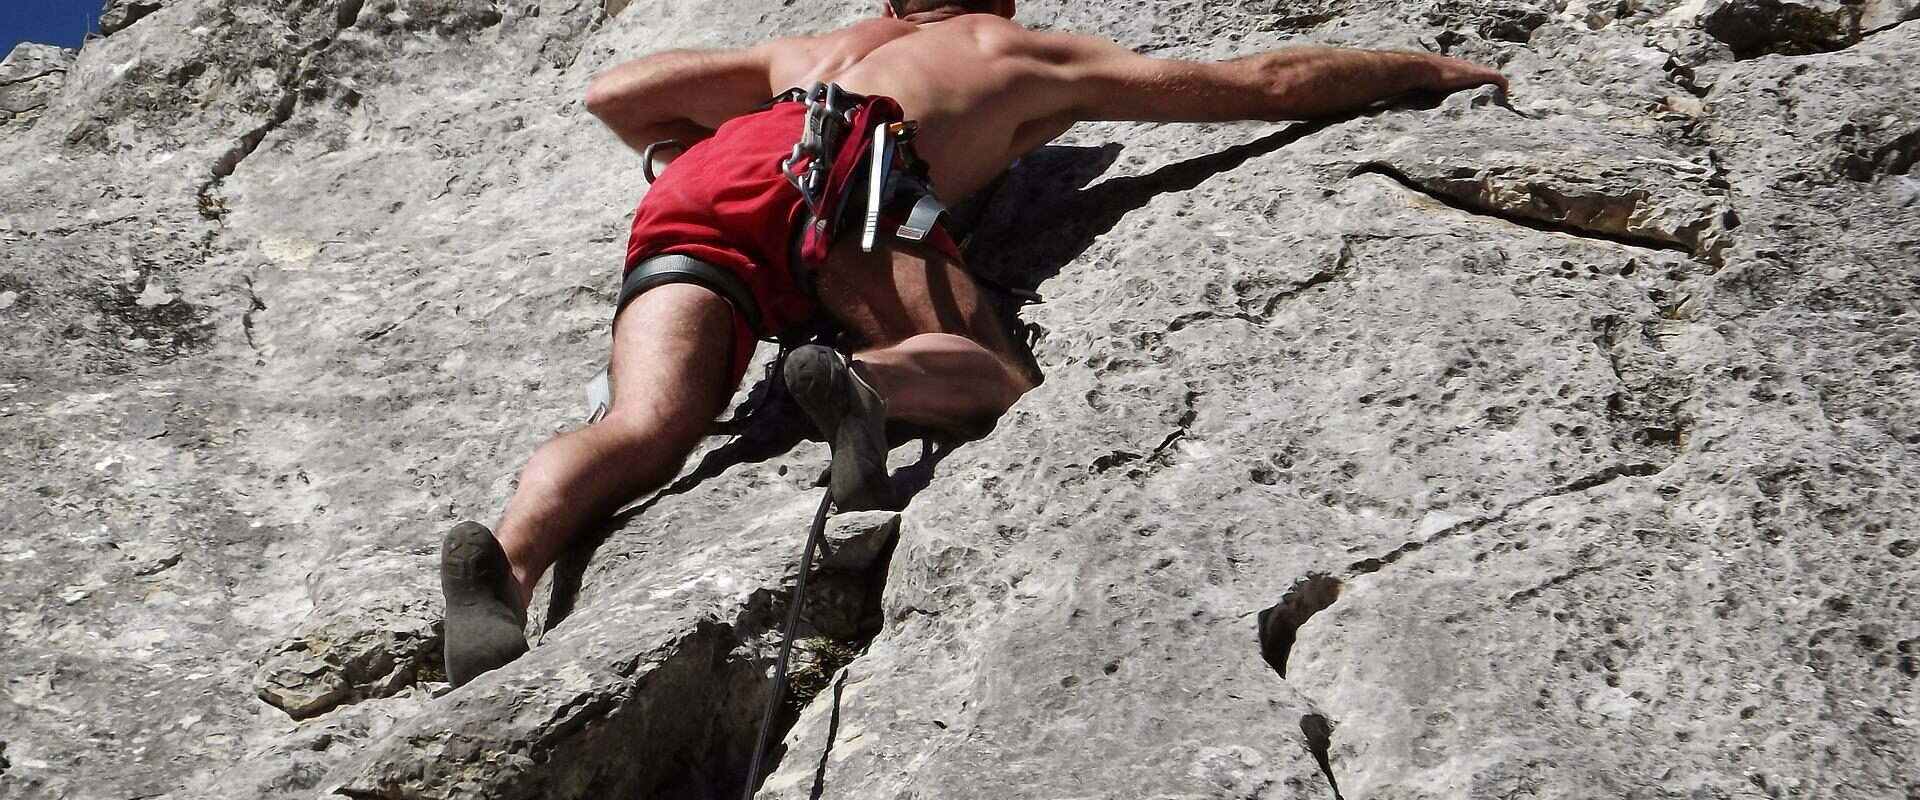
[761,17,916,60]
[910,15,1094,65]
[950,12,1048,42]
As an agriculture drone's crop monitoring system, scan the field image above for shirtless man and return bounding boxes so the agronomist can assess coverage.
[440,0,1505,686]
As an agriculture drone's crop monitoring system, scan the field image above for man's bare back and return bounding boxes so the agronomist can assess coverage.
[586,4,1503,202]
[774,15,1077,198]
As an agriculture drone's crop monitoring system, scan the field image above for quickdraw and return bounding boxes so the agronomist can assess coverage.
[780,83,858,215]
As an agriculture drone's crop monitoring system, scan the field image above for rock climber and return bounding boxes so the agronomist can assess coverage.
[440,0,1506,686]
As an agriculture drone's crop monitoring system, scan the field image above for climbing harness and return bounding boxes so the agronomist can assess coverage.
[741,485,835,799]
[774,82,949,267]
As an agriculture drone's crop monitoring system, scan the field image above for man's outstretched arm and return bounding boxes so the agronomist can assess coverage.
[1051,36,1505,124]
[584,47,780,152]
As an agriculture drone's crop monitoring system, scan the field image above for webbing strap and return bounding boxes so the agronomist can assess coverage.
[896,192,945,242]
[616,253,763,334]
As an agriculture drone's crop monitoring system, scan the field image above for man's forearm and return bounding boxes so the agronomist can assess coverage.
[1065,37,1503,124]
[1245,47,1450,120]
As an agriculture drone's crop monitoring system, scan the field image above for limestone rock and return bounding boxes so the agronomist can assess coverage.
[1334,90,1737,264]
[254,586,443,719]
[1695,0,1883,56]
[99,0,172,36]
[1859,0,1920,29]
[0,43,72,85]
[0,1,1915,798]
[0,44,75,126]
[332,497,898,798]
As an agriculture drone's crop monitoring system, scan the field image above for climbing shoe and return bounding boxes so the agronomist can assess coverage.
[784,344,899,511]
[440,522,529,687]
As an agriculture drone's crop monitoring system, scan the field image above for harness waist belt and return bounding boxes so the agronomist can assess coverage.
[618,253,764,335]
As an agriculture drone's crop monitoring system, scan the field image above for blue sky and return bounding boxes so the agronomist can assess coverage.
[1,0,103,57]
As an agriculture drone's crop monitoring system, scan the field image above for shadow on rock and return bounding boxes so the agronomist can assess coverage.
[966,118,1343,293]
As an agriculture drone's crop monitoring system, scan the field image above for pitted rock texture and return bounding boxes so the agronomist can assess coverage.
[1,1,1915,799]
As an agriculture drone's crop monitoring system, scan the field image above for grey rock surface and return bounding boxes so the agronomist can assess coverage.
[99,0,173,36]
[0,43,76,125]
[0,1,1914,799]
[1859,0,1920,29]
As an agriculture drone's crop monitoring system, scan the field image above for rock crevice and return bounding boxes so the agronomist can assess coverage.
[1351,162,1732,267]
[199,0,367,199]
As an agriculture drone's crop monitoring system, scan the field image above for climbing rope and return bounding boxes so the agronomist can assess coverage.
[742,486,835,799]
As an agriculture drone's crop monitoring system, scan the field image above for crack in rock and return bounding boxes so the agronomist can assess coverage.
[1346,462,1663,577]
[1168,241,1360,329]
[1299,713,1344,800]
[0,44,74,86]
[1270,462,1664,795]
[803,671,851,800]
[1257,575,1348,800]
[1089,390,1198,479]
[1256,240,1358,314]
[0,44,76,127]
[1503,562,1609,607]
[1351,162,1733,268]
[332,510,901,799]
[198,0,366,200]
[241,273,268,355]
[1164,309,1269,332]
[1258,574,1343,679]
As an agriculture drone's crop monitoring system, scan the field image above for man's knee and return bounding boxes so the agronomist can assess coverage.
[592,408,701,454]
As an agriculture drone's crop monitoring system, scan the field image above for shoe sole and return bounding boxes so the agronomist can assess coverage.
[440,522,528,687]
[784,346,898,511]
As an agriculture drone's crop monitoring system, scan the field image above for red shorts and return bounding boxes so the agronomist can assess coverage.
[623,100,963,384]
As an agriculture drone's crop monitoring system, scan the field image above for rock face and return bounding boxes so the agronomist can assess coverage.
[99,0,175,36]
[0,44,76,126]
[0,1,1914,799]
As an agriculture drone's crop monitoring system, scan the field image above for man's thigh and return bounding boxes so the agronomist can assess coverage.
[608,283,741,448]
[813,234,1017,356]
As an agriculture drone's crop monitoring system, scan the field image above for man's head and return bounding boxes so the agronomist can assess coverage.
[883,0,1015,19]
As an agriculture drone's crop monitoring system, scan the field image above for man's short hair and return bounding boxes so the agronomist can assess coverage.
[891,0,1000,14]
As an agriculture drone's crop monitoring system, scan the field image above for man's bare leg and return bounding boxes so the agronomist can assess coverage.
[443,284,738,686]
[814,234,1034,436]
[496,284,740,602]
[848,332,1029,432]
